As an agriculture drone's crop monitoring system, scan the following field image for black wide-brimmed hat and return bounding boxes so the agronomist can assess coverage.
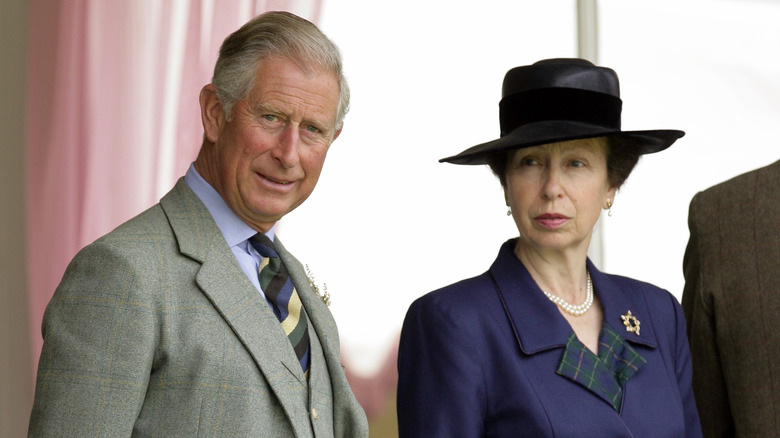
[440,58,684,165]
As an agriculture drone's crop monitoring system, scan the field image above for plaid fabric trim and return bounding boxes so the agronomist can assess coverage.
[556,322,647,411]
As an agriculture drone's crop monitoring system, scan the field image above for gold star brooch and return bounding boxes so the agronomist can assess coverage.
[621,310,641,336]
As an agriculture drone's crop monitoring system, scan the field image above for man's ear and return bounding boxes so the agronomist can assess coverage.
[200,84,223,142]
[331,122,343,143]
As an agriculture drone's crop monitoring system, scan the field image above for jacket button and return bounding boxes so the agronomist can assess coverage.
[312,408,319,420]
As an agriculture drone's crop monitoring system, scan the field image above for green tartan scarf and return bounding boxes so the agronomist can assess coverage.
[555,322,647,411]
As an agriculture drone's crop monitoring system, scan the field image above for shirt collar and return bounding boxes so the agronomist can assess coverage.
[184,163,275,247]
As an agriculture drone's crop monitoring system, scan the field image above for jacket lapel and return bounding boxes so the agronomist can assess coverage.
[160,180,310,435]
[489,239,659,354]
[591,262,658,350]
[276,237,369,436]
[275,238,344,382]
[195,247,307,382]
[275,238,337,357]
[488,241,572,354]
[490,239,659,412]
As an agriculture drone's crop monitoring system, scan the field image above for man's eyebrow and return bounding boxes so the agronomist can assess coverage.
[250,101,281,116]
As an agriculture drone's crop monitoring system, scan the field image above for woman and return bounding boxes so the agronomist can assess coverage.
[397,59,702,437]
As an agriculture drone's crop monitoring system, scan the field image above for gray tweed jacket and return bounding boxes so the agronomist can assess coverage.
[28,179,368,437]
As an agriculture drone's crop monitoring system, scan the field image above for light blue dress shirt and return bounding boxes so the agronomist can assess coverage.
[184,163,271,299]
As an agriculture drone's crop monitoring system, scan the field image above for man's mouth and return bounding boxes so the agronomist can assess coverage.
[262,174,293,185]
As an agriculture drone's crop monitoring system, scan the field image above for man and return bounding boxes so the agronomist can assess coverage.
[28,11,368,437]
[682,160,780,437]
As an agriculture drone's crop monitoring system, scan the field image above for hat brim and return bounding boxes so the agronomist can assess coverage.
[439,120,684,165]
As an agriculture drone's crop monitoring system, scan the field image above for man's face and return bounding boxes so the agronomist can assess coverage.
[199,57,341,232]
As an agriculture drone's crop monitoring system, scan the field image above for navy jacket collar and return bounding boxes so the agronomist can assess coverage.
[488,239,658,355]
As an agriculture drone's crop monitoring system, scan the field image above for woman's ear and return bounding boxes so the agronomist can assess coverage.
[199,84,224,143]
[607,186,617,205]
[603,187,617,213]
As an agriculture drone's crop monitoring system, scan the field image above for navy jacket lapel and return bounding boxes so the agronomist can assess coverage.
[591,264,658,350]
[489,239,659,414]
[490,239,659,355]
[488,240,572,354]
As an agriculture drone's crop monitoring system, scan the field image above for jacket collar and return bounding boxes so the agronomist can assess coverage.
[489,239,658,355]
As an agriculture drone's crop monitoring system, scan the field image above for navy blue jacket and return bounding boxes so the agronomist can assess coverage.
[398,239,701,437]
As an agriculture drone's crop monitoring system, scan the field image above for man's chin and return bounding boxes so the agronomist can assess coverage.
[245,202,300,226]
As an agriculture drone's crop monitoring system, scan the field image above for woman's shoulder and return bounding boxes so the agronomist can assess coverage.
[601,271,667,292]
[599,270,684,336]
[599,271,682,315]
[416,270,493,301]
[410,237,521,308]
[406,271,499,321]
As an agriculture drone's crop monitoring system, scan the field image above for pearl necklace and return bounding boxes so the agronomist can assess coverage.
[541,272,593,317]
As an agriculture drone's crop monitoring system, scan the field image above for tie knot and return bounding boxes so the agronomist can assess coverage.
[249,233,278,258]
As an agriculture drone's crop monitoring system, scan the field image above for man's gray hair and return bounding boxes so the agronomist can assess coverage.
[212,11,349,129]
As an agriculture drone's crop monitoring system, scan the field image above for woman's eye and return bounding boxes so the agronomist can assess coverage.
[569,160,585,168]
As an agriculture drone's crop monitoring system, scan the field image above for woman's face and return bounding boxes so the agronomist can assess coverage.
[505,138,616,256]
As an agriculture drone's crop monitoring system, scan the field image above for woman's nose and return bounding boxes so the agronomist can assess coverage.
[541,166,564,200]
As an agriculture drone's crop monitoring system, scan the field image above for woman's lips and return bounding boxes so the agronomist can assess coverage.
[535,213,569,229]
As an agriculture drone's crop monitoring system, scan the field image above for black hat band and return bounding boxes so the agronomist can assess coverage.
[499,88,623,136]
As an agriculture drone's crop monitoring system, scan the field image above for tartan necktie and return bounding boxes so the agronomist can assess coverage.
[249,234,310,373]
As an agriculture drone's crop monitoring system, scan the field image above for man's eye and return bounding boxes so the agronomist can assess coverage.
[305,125,321,133]
[263,114,278,122]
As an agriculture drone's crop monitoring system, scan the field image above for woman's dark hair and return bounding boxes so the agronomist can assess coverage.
[604,137,642,189]
[486,137,642,190]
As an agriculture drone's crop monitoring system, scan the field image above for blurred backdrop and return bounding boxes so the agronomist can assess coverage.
[3,1,780,436]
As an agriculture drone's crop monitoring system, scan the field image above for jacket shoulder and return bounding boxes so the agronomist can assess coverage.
[58,182,201,304]
[404,272,500,327]
[415,272,494,306]
[693,159,780,207]
[602,271,668,294]
[601,271,682,320]
[91,180,193,247]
